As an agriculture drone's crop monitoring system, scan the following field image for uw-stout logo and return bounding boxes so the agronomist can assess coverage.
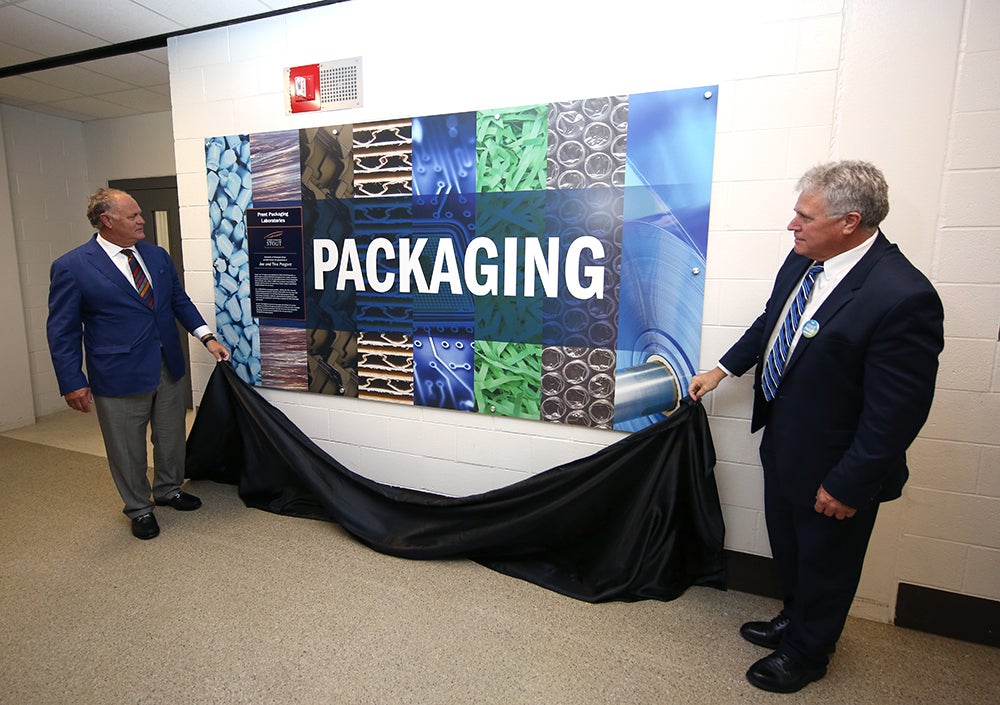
[264,231,284,248]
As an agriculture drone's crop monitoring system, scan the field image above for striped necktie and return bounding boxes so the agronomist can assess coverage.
[121,249,154,309]
[761,262,824,401]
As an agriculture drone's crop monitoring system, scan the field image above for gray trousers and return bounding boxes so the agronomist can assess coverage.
[94,361,187,519]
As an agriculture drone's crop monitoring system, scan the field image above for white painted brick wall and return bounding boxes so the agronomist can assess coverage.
[941,171,1000,227]
[897,0,1000,603]
[83,112,176,180]
[3,102,179,418]
[950,112,1000,170]
[980,446,1000,497]
[159,0,999,614]
[713,462,765,511]
[965,546,1000,597]
[933,229,1000,283]
[896,535,967,592]
[907,438,982,493]
[2,107,90,416]
[955,51,1000,113]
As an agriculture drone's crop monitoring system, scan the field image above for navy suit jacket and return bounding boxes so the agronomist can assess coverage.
[47,236,207,398]
[720,232,943,510]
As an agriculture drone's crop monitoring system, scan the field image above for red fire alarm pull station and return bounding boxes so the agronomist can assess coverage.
[288,64,321,113]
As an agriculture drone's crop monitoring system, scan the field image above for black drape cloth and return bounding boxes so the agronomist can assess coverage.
[186,363,727,602]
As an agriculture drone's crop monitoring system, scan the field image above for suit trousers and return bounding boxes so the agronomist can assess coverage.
[760,431,880,667]
[94,360,187,519]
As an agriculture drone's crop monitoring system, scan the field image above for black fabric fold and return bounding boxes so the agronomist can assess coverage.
[186,362,727,602]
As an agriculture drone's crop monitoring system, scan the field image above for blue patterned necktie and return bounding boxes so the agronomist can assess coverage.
[122,249,154,309]
[762,262,824,401]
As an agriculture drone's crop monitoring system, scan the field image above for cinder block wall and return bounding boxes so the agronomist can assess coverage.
[2,107,91,418]
[163,0,997,622]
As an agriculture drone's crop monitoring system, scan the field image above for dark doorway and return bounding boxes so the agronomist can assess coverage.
[109,176,194,409]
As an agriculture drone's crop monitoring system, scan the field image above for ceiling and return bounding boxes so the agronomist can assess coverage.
[0,0,339,122]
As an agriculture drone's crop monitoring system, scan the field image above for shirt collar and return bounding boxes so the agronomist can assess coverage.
[96,233,134,259]
[818,230,878,280]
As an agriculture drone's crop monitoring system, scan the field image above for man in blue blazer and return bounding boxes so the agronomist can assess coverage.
[47,188,229,540]
[689,162,943,693]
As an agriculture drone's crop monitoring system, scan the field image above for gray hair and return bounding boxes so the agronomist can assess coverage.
[86,188,128,229]
[797,161,889,228]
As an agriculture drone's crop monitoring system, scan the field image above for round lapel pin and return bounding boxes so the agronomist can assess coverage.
[802,319,820,338]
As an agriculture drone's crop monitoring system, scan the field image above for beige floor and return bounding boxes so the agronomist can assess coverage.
[0,406,195,457]
[1,410,997,705]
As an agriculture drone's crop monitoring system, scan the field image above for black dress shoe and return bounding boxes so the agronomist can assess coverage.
[131,513,160,540]
[740,614,790,649]
[154,490,202,511]
[746,651,826,693]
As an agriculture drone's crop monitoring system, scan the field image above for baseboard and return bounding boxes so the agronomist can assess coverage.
[724,550,780,599]
[895,583,999,648]
[725,553,999,648]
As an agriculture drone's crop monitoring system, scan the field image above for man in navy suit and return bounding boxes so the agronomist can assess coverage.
[689,161,943,693]
[47,188,230,540]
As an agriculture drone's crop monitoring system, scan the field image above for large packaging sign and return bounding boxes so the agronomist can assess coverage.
[206,86,718,431]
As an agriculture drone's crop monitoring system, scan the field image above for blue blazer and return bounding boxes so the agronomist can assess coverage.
[720,232,944,509]
[47,236,207,398]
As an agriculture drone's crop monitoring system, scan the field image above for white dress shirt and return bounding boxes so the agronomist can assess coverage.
[719,232,878,376]
[95,233,212,340]
[96,233,154,291]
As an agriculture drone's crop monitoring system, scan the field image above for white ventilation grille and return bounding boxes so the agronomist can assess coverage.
[319,57,362,110]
